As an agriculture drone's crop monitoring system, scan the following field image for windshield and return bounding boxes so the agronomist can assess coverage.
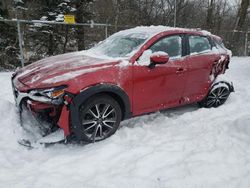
[88,33,149,58]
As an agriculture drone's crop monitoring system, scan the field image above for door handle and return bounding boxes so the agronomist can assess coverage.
[176,68,186,74]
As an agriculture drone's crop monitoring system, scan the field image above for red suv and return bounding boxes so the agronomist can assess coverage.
[12,26,234,143]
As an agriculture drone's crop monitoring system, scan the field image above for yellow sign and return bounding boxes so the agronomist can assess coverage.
[64,15,75,24]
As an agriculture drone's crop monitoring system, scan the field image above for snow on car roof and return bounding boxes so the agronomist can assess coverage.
[113,26,172,37]
[112,25,212,38]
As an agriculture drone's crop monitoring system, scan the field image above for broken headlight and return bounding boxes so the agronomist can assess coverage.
[30,85,67,99]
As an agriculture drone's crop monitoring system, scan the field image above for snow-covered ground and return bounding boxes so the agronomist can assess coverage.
[0,57,250,188]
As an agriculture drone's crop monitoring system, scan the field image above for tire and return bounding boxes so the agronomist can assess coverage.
[78,94,122,142]
[199,83,231,108]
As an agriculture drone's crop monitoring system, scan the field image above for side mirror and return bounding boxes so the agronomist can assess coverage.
[149,52,169,69]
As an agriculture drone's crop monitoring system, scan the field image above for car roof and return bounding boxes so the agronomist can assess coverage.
[113,26,212,38]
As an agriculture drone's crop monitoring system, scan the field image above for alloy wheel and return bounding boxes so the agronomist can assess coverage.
[80,103,118,142]
[206,86,230,107]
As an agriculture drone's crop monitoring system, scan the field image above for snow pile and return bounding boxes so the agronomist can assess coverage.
[0,57,250,187]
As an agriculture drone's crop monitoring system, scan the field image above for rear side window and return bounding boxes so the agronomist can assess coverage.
[150,35,182,58]
[189,35,211,55]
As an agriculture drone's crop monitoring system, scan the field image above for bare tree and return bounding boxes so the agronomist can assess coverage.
[234,0,250,31]
[230,0,250,55]
[206,0,215,30]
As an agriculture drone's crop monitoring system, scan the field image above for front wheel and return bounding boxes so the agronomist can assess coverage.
[199,83,231,108]
[79,95,122,142]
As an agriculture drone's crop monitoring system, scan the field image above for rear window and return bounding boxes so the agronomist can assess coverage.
[189,35,211,55]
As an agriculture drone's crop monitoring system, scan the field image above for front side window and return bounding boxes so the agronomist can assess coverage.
[150,35,182,58]
[189,35,211,54]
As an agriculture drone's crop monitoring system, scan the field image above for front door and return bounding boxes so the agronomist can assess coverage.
[132,35,189,115]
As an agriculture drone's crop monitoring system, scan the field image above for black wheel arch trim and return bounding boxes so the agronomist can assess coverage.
[199,80,234,105]
[211,80,234,93]
[69,84,132,141]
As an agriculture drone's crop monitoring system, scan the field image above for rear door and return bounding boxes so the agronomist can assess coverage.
[184,35,220,103]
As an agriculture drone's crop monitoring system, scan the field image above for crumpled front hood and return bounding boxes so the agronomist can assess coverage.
[15,51,118,89]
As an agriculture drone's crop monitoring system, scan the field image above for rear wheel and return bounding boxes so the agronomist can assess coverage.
[79,95,122,142]
[200,83,231,108]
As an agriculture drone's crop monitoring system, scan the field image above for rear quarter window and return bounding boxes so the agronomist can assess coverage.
[189,35,212,55]
[213,38,227,50]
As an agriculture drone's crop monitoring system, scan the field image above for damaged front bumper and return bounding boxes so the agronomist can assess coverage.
[11,75,72,143]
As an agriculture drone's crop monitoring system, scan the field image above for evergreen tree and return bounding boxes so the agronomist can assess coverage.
[0,1,19,70]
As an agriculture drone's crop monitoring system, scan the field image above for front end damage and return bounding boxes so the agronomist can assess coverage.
[11,74,73,147]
